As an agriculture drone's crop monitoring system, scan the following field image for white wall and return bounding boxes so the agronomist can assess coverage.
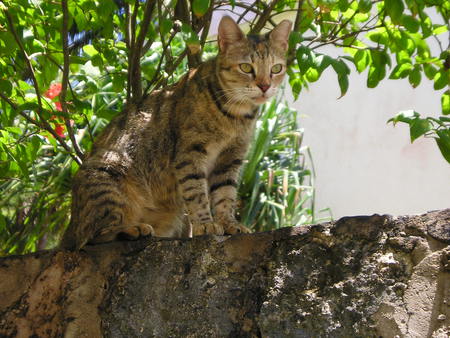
[209,12,449,219]
[288,70,450,219]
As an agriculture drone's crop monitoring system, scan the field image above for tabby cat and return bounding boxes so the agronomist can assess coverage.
[60,16,292,250]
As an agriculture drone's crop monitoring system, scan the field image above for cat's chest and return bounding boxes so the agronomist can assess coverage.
[204,124,253,175]
[204,139,230,175]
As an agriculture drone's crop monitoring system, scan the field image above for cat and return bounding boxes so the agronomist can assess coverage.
[60,16,292,250]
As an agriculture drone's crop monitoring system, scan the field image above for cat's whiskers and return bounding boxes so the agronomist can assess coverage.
[223,91,252,114]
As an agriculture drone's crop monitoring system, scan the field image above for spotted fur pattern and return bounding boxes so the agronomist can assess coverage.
[60,16,292,250]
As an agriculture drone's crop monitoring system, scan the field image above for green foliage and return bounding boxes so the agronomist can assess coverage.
[286,0,449,162]
[388,110,450,163]
[239,98,330,231]
[0,0,449,255]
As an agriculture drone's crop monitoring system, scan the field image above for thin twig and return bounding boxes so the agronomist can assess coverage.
[126,1,139,102]
[3,8,81,165]
[287,0,305,67]
[250,0,281,34]
[152,48,189,90]
[311,25,383,50]
[61,0,84,161]
[0,92,82,164]
[126,3,132,102]
[124,3,131,49]
[198,0,214,56]
[144,27,179,94]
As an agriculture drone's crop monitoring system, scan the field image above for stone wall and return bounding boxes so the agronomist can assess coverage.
[0,209,449,337]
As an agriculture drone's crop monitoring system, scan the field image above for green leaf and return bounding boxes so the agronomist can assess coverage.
[410,118,431,142]
[385,0,405,24]
[408,66,421,88]
[0,79,12,96]
[419,14,433,38]
[367,31,388,44]
[331,59,350,76]
[401,15,420,33]
[330,59,350,97]
[28,135,41,162]
[442,91,450,115]
[434,70,449,90]
[192,0,210,17]
[389,63,413,79]
[388,110,419,125]
[305,68,319,82]
[160,19,173,36]
[338,0,350,11]
[112,74,126,92]
[17,102,40,113]
[432,25,448,35]
[296,46,313,73]
[289,74,303,100]
[423,64,437,80]
[315,54,333,73]
[367,65,385,88]
[358,0,372,13]
[354,50,370,73]
[83,45,98,57]
[435,130,450,164]
[4,127,22,135]
[337,74,349,98]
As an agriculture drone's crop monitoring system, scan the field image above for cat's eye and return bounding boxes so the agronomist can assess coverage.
[271,64,283,74]
[239,63,253,74]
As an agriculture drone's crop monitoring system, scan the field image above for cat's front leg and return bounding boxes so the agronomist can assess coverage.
[209,146,251,234]
[174,143,224,236]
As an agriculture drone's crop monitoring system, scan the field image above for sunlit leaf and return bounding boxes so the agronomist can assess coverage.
[385,0,405,24]
[435,130,450,164]
[442,91,450,115]
[192,0,210,17]
[408,66,422,88]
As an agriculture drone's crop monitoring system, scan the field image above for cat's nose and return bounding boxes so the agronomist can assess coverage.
[257,83,270,93]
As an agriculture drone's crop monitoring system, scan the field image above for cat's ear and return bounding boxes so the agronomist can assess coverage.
[218,16,245,52]
[269,20,292,52]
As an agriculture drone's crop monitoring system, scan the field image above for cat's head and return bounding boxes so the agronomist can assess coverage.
[217,16,292,107]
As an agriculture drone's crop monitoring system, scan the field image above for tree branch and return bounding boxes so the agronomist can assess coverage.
[129,0,156,103]
[287,0,305,67]
[3,8,81,165]
[153,48,189,90]
[311,25,383,50]
[61,0,84,161]
[250,0,281,34]
[144,27,179,95]
[0,92,82,165]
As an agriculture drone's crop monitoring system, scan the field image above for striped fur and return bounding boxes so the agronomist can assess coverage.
[60,16,291,249]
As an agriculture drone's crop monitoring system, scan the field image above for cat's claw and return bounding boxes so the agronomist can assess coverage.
[192,222,224,236]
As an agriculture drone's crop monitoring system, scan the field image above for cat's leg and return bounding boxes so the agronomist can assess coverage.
[61,166,155,249]
[209,145,251,234]
[174,143,224,236]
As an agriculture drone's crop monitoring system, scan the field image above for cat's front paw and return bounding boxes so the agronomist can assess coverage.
[192,221,224,236]
[119,223,155,239]
[90,223,155,244]
[223,221,251,235]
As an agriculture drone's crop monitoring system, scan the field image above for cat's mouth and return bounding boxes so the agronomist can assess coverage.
[253,95,269,104]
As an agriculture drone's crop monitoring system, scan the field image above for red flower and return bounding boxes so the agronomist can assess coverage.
[44,83,62,99]
[44,83,68,138]
[55,101,62,111]
[54,124,65,138]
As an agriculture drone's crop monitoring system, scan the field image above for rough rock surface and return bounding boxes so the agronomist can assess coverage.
[0,209,449,337]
